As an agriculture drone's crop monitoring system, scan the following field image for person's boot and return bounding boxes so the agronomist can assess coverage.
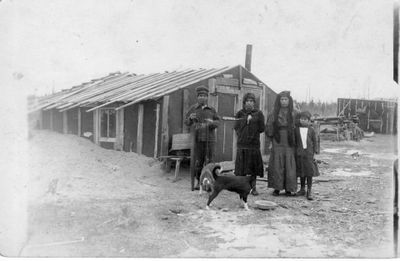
[285,191,297,197]
[194,179,200,190]
[251,179,258,196]
[306,188,314,200]
[272,189,280,196]
[297,186,306,196]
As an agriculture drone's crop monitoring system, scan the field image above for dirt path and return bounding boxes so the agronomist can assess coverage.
[21,130,396,257]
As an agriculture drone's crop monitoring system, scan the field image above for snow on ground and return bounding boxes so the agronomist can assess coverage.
[21,130,397,258]
[28,130,162,203]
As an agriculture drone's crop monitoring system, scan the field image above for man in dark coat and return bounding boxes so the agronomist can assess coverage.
[234,92,265,195]
[185,85,220,190]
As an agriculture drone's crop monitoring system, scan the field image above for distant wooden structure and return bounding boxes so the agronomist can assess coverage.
[337,98,397,134]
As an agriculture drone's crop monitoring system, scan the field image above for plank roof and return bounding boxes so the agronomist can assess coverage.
[30,65,267,113]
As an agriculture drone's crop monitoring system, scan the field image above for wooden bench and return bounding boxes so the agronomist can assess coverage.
[159,133,191,182]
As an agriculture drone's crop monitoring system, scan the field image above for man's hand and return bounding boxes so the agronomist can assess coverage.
[189,113,197,120]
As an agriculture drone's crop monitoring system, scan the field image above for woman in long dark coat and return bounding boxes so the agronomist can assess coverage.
[265,91,298,196]
[234,93,265,195]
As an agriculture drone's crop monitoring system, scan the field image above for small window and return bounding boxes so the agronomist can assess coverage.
[100,109,116,138]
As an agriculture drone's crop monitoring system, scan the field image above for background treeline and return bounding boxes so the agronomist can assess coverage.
[294,100,337,117]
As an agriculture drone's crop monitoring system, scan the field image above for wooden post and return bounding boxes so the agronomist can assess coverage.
[182,89,190,133]
[160,96,170,157]
[62,111,68,134]
[173,158,182,181]
[232,95,238,162]
[154,103,160,158]
[77,108,81,137]
[115,108,124,151]
[137,104,144,155]
[208,78,216,94]
[93,109,100,145]
[49,109,54,131]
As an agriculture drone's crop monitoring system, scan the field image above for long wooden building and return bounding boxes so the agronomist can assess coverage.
[30,65,277,162]
[337,97,397,134]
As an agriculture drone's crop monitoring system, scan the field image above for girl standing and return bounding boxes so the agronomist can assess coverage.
[295,111,319,200]
[234,93,265,195]
[265,91,298,196]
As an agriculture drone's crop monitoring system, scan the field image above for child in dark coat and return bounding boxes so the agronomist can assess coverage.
[295,111,319,200]
[234,92,265,195]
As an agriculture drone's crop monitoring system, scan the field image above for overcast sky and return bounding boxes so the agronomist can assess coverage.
[1,0,398,102]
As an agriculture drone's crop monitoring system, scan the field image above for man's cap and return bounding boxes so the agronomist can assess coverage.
[195,85,209,95]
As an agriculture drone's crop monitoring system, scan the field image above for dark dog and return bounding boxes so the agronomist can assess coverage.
[205,165,255,210]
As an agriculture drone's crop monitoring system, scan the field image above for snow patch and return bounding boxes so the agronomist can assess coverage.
[322,148,343,153]
[330,168,372,177]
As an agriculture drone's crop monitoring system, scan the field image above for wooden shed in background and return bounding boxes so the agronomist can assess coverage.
[30,65,277,162]
[337,98,398,134]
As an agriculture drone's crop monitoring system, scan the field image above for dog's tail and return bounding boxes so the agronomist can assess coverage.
[212,165,222,180]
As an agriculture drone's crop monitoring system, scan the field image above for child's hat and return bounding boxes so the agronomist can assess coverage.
[300,111,312,120]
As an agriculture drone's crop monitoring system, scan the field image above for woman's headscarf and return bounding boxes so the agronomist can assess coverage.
[272,91,295,146]
[243,92,256,104]
[243,92,256,112]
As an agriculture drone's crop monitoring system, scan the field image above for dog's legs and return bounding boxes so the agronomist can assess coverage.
[242,195,250,211]
[199,183,203,195]
[206,189,220,210]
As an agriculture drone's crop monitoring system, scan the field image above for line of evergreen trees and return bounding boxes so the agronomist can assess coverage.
[294,100,337,117]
